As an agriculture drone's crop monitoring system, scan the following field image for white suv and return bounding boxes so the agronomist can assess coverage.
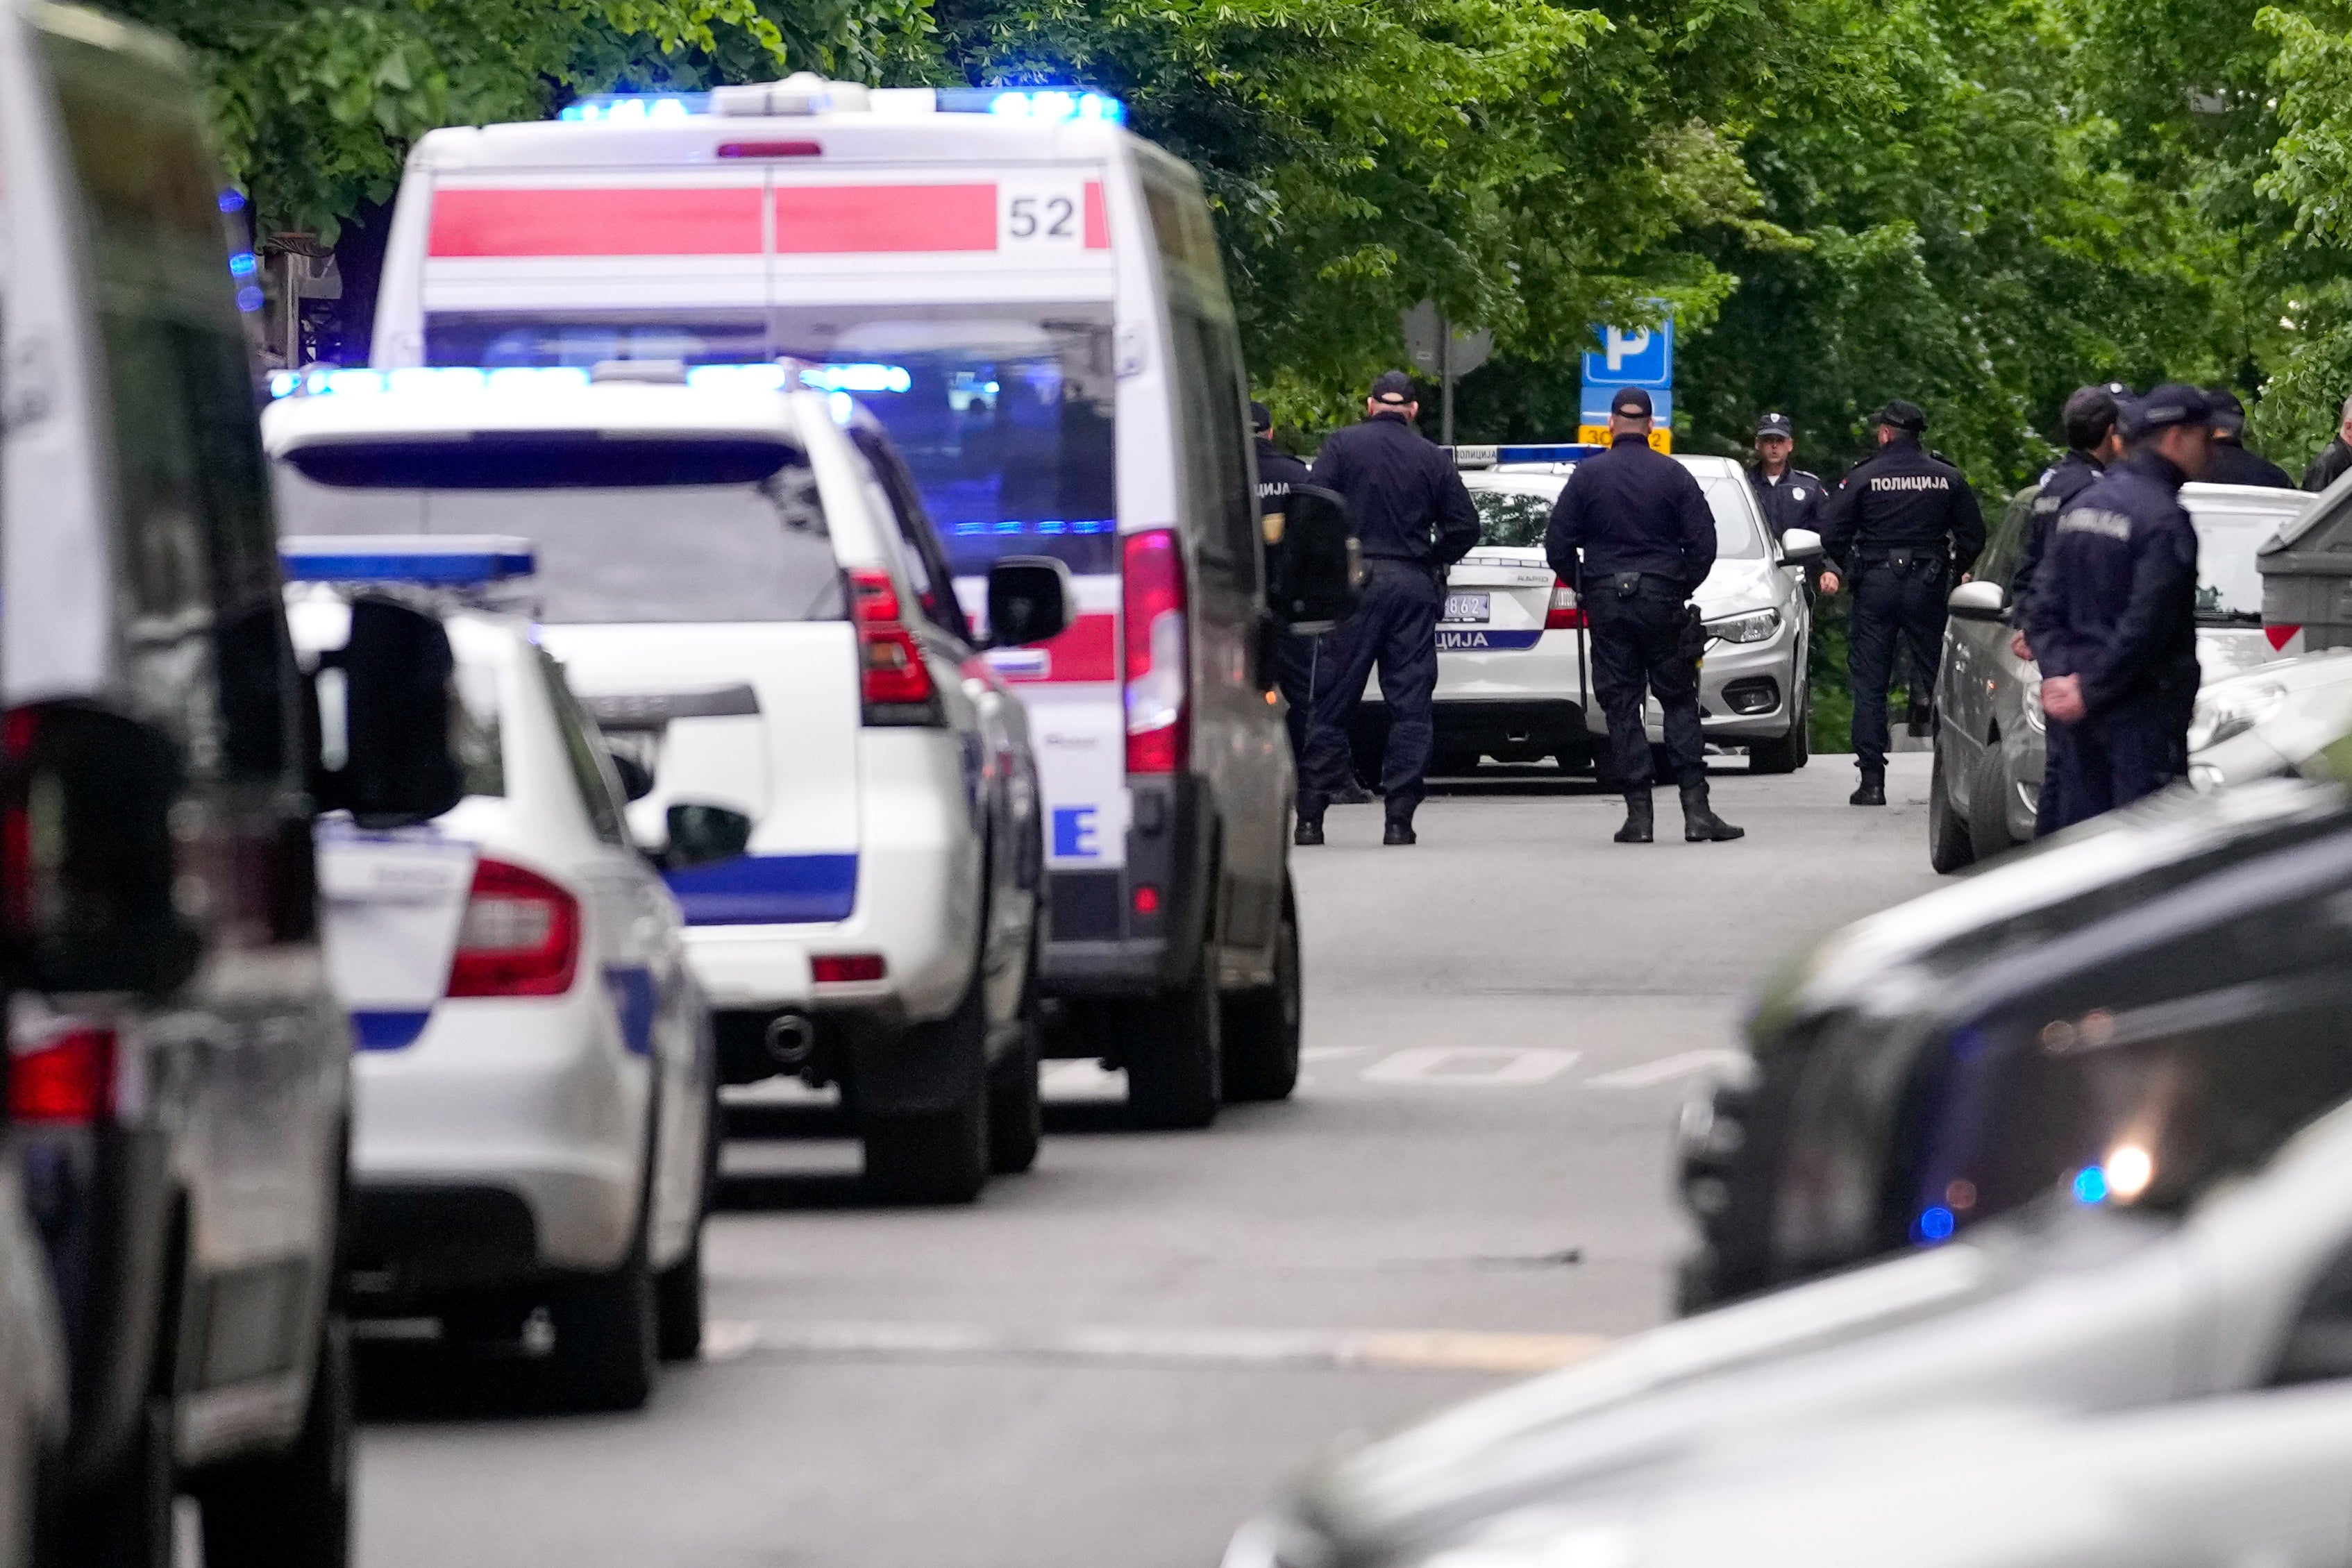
[263,365,1064,1203]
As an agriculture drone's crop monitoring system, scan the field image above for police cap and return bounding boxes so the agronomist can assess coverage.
[1250,400,1272,433]
[1370,370,1416,407]
[1754,411,1795,439]
[1872,398,1929,433]
[2124,383,2213,440]
[2206,386,2247,435]
[1611,386,1654,419]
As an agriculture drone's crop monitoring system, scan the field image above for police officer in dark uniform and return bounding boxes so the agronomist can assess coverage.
[1818,398,1985,806]
[1294,371,1480,847]
[2009,384,2127,634]
[2201,389,2296,488]
[1747,412,1825,540]
[1545,387,1744,845]
[2022,384,2213,829]
[1252,401,1321,761]
[2009,382,2127,836]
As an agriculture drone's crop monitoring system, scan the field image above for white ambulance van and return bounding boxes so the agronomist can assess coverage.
[369,76,1324,1126]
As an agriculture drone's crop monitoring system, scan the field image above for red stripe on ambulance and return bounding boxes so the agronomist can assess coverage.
[428,187,763,256]
[1084,183,1109,248]
[773,185,994,252]
[999,612,1117,684]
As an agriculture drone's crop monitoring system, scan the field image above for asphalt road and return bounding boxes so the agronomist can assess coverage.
[355,754,1944,1568]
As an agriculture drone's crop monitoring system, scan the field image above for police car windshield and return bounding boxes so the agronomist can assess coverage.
[270,439,847,625]
[426,304,1118,580]
[1463,466,1766,559]
[2188,495,2303,623]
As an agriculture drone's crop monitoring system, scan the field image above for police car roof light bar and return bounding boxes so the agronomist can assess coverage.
[280,535,538,587]
[1450,443,1604,469]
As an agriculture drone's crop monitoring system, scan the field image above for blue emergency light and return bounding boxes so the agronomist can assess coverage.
[1450,443,1604,469]
[268,366,594,401]
[559,93,710,124]
[555,85,1124,126]
[280,536,537,587]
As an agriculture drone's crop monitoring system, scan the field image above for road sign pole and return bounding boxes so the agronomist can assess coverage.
[1439,323,1454,448]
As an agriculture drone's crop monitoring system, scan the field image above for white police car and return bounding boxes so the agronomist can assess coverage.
[283,537,726,1411]
[264,364,1063,1207]
[1384,444,1819,775]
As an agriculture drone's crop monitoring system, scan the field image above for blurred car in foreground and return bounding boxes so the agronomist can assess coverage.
[1681,772,2352,1311]
[1394,446,1819,777]
[285,539,732,1410]
[1229,1088,2352,1568]
[1234,1384,2352,1568]
[1930,481,2309,870]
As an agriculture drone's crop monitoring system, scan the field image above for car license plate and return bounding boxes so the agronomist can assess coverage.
[1442,592,1490,624]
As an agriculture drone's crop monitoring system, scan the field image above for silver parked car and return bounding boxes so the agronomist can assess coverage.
[1930,481,2309,869]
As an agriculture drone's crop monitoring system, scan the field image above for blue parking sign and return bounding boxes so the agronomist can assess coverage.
[1581,320,1674,387]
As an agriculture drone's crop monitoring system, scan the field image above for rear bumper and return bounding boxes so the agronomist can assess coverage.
[1038,773,1213,1000]
[1358,697,1592,761]
[349,989,647,1290]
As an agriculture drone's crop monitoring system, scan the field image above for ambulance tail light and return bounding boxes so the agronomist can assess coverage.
[847,568,942,726]
[10,1021,116,1126]
[1123,530,1188,774]
[1545,579,1586,630]
[447,859,580,999]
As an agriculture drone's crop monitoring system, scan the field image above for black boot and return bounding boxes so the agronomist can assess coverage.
[1614,791,1654,843]
[1295,816,1325,846]
[1681,782,1745,842]
[1907,697,1935,738]
[1850,766,1886,807]
[1383,816,1417,845]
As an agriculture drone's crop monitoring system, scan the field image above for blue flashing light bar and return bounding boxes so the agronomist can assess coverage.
[228,251,258,278]
[946,87,1125,126]
[267,366,598,401]
[559,92,711,124]
[1451,442,1605,469]
[280,534,537,587]
[952,519,1114,538]
[685,363,789,394]
[218,188,246,214]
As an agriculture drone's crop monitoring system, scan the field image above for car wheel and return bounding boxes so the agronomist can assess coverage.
[1969,742,2019,862]
[51,1392,175,1568]
[1749,680,1810,773]
[1929,739,1976,873]
[986,1023,1043,1177]
[1222,879,1302,1103]
[1120,954,1223,1130]
[863,975,992,1202]
[548,1254,658,1411]
[197,1312,353,1566]
[654,1224,704,1363]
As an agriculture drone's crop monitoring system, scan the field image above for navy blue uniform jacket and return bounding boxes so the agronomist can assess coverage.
[2022,450,2201,717]
[2008,448,2105,621]
[1308,413,1479,568]
[1819,433,1985,576]
[1544,435,1717,591]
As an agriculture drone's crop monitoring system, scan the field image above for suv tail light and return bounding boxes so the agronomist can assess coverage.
[446,858,580,998]
[1122,530,1188,773]
[848,568,941,725]
[1545,579,1586,630]
[10,1020,115,1125]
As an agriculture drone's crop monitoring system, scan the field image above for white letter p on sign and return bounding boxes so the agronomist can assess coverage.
[1605,327,1652,373]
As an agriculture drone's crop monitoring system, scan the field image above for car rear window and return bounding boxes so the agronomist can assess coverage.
[1461,467,1767,558]
[272,437,846,625]
[2190,498,2304,623]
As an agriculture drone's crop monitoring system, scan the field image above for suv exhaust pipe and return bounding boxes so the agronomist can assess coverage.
[763,1012,816,1074]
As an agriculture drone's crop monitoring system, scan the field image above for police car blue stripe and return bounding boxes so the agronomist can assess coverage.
[1438,629,1543,652]
[350,1010,431,1051]
[602,966,660,1055]
[664,853,859,925]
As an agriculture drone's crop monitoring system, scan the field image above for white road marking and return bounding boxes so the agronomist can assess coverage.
[1586,1049,1746,1088]
[733,1320,1608,1375]
[1041,1061,1125,1094]
[1361,1046,1581,1086]
[700,1320,762,1362]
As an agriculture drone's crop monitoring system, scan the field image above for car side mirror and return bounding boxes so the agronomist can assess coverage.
[1947,580,2008,621]
[315,596,467,829]
[0,702,204,998]
[661,802,752,872]
[1780,528,1825,566]
[1273,484,1361,635]
[986,557,1073,648]
[608,750,655,803]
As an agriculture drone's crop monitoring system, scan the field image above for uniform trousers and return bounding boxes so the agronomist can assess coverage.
[1847,556,1948,769]
[1586,577,1706,790]
[2038,691,2190,833]
[1297,559,1441,820]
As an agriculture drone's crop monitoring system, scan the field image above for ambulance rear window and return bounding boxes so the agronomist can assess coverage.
[272,438,846,625]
